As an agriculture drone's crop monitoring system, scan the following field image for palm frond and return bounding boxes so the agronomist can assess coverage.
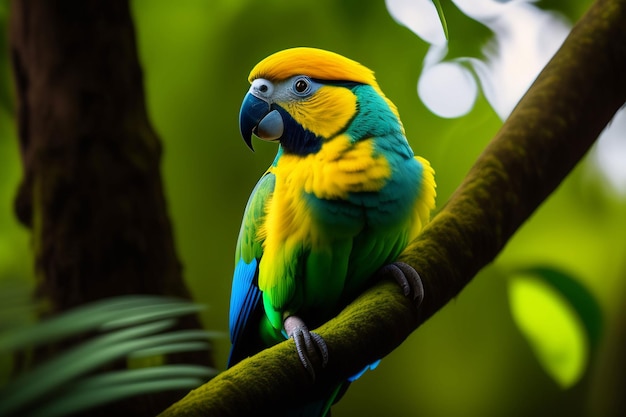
[31,365,217,417]
[0,284,219,417]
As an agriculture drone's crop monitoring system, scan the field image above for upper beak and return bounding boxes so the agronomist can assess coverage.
[238,92,284,151]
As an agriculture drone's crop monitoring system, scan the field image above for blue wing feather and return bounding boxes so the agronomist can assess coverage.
[228,258,260,345]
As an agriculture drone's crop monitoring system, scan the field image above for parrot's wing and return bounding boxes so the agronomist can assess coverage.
[228,171,275,367]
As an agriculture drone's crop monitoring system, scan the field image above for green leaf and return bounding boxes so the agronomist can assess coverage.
[0,294,208,352]
[31,365,217,417]
[507,266,603,388]
[431,0,449,40]
[442,1,492,61]
[0,294,217,417]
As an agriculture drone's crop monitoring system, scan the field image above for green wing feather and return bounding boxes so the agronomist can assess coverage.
[228,171,275,366]
[234,171,274,264]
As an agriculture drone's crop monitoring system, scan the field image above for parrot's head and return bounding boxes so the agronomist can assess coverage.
[239,47,400,155]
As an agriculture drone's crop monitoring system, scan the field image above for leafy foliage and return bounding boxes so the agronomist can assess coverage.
[508,266,603,388]
[0,282,218,417]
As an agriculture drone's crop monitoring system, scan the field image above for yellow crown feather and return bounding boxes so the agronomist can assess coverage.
[248,47,379,88]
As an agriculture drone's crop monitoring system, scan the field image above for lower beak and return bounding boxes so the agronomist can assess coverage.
[239,93,284,151]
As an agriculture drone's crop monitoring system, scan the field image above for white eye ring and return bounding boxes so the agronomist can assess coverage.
[293,77,311,95]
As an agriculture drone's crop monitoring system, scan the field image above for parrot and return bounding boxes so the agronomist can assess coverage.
[228,47,436,416]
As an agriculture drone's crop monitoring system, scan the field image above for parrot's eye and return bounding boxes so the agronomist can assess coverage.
[293,77,311,95]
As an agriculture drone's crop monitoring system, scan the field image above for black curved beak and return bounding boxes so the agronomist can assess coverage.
[239,92,284,151]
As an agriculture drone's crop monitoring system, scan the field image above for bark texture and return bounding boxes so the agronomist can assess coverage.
[159,0,626,415]
[8,0,212,414]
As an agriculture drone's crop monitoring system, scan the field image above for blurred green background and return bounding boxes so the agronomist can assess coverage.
[1,0,625,416]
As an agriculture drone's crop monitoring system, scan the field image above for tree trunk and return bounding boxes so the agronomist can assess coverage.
[8,0,212,414]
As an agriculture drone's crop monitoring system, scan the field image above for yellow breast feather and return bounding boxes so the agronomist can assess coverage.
[257,134,392,309]
[282,134,391,200]
[409,156,436,240]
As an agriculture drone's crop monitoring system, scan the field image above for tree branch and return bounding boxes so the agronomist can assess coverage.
[160,0,626,415]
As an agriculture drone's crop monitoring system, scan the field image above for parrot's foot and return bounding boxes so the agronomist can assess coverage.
[284,315,329,381]
[379,262,424,306]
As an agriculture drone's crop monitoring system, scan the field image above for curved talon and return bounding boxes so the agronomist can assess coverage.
[379,261,424,306]
[284,316,329,381]
[310,331,329,365]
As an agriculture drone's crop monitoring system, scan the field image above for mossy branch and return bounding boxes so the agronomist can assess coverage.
[160,0,626,415]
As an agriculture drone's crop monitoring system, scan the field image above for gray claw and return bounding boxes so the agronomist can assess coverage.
[284,315,329,381]
[379,261,424,306]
